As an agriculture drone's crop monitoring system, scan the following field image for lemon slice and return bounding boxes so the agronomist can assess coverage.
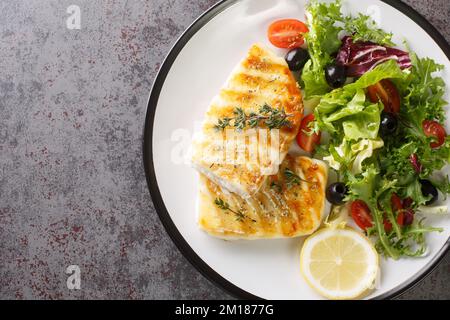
[300,227,378,300]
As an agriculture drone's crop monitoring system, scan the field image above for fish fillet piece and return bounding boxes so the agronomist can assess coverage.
[191,44,303,198]
[197,155,328,240]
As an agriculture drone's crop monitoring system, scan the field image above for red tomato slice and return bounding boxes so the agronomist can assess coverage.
[296,113,321,153]
[267,19,309,49]
[367,79,400,113]
[351,200,373,231]
[422,120,446,148]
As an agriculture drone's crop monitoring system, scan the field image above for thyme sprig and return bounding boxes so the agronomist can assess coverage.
[284,168,313,188]
[215,104,293,131]
[214,198,256,222]
[270,181,282,193]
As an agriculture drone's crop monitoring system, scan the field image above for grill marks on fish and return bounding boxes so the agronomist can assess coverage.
[198,156,328,239]
[191,44,303,198]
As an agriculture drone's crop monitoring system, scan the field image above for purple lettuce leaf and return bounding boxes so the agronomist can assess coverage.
[336,36,411,77]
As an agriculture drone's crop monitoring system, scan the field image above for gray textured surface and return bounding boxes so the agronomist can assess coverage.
[0,0,448,300]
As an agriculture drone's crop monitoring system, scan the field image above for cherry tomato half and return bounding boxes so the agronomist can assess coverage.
[422,120,447,148]
[296,113,321,153]
[350,200,373,231]
[367,79,401,113]
[267,19,309,49]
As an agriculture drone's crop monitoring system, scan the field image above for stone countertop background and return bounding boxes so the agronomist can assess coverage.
[0,0,448,300]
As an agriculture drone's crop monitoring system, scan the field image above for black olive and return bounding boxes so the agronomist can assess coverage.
[419,179,438,205]
[326,182,348,205]
[325,64,347,88]
[285,48,310,71]
[380,111,398,137]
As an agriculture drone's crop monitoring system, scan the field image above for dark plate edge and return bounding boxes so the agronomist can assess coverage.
[143,0,450,300]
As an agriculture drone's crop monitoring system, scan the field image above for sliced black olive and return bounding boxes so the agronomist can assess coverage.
[325,64,347,88]
[419,179,438,205]
[326,182,348,205]
[285,48,310,71]
[380,111,398,137]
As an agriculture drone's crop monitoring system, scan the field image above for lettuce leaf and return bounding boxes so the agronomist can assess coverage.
[313,60,406,138]
[316,60,406,115]
[351,138,384,173]
[323,138,383,174]
[316,89,382,139]
[343,13,394,46]
[305,1,448,260]
[342,103,381,140]
[343,59,408,92]
[346,164,379,204]
[301,0,396,98]
[301,0,343,98]
[402,52,447,129]
[381,53,450,180]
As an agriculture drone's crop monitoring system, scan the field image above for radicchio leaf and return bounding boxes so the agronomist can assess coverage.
[336,36,411,77]
[409,153,423,174]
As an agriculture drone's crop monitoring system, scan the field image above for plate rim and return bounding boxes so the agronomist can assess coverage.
[143,0,450,300]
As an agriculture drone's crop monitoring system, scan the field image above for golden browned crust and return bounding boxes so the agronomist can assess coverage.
[197,155,328,239]
[191,44,304,197]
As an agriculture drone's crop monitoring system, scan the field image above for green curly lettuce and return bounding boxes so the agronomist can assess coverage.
[301,0,394,98]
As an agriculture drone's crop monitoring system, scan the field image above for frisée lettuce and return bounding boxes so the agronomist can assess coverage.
[304,0,449,259]
[301,0,396,98]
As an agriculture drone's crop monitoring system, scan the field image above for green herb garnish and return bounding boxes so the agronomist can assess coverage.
[284,168,312,188]
[214,198,256,222]
[214,104,292,131]
[270,181,282,193]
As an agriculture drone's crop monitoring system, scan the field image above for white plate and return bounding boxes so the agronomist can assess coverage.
[144,0,450,299]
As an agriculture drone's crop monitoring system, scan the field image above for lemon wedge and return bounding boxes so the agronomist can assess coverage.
[300,227,378,300]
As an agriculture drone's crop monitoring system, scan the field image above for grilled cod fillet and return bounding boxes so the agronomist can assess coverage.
[191,44,303,198]
[197,155,328,240]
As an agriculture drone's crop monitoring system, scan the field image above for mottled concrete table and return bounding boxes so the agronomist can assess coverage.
[0,0,448,300]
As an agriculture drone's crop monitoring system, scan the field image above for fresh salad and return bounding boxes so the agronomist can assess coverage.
[268,0,449,260]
